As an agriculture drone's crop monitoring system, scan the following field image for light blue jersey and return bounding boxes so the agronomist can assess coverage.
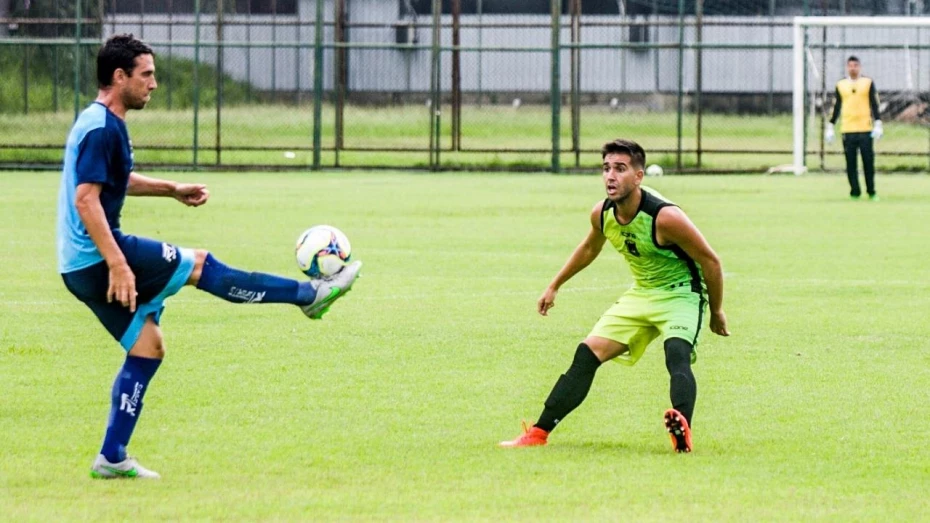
[57,102,134,273]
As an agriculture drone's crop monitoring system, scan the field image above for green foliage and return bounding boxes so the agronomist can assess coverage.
[0,44,254,113]
[144,54,254,110]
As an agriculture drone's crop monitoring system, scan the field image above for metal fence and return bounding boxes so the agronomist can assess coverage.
[1,0,929,173]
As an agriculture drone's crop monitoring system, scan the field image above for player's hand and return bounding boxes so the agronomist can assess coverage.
[108,262,137,313]
[710,309,729,336]
[174,183,210,207]
[537,287,558,316]
[825,123,835,144]
[871,120,883,140]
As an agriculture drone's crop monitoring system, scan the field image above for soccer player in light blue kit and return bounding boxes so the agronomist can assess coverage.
[57,34,361,479]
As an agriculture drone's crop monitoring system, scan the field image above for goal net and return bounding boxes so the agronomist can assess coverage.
[792,16,930,175]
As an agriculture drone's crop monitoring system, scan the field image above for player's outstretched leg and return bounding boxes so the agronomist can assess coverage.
[192,251,361,319]
[300,261,362,320]
[500,343,603,447]
[664,338,696,453]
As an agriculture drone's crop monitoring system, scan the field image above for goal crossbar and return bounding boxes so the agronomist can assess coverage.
[792,16,930,175]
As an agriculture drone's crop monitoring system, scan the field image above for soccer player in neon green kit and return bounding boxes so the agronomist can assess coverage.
[501,139,729,453]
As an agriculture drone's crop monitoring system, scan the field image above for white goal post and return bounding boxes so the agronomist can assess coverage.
[792,16,930,175]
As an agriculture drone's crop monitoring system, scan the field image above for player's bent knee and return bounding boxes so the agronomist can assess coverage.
[128,319,166,360]
[583,336,630,362]
[185,249,210,286]
[664,337,692,370]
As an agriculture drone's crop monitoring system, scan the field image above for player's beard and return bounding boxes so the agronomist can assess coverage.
[607,182,636,204]
[124,91,149,110]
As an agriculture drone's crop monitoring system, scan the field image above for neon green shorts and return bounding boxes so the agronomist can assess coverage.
[588,287,706,366]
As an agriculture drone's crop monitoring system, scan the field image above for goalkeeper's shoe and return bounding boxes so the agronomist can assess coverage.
[300,261,362,320]
[664,408,693,454]
[90,454,160,479]
[499,421,549,448]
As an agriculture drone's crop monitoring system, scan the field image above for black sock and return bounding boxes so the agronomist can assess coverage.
[665,338,697,425]
[534,343,602,432]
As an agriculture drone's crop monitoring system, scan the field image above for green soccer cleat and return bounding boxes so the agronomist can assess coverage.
[869,194,880,202]
[90,454,160,479]
[300,261,362,320]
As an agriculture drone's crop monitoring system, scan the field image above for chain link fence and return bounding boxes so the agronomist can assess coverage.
[1,0,928,172]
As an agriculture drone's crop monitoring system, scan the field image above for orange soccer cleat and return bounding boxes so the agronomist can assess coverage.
[499,421,549,448]
[664,408,693,453]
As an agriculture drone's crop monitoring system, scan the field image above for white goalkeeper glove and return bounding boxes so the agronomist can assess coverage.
[825,123,835,144]
[871,120,883,140]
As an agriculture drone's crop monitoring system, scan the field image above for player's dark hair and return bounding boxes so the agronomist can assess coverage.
[601,139,646,170]
[847,55,860,64]
[97,34,154,88]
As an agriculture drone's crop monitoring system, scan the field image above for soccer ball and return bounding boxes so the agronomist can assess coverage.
[646,164,664,177]
[295,225,352,278]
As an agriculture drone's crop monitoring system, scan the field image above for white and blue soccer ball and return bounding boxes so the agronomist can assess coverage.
[646,164,665,177]
[295,225,352,278]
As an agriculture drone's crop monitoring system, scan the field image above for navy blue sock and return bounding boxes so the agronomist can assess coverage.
[196,253,316,305]
[100,355,162,463]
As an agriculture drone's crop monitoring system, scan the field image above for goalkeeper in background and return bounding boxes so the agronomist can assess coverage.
[826,55,882,201]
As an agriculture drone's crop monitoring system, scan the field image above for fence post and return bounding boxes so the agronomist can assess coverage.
[23,43,29,115]
[819,21,827,171]
[334,0,346,166]
[272,0,278,94]
[193,0,201,167]
[570,0,580,168]
[768,0,775,114]
[216,0,224,166]
[53,0,62,112]
[451,0,461,151]
[429,0,441,170]
[801,0,809,169]
[550,0,561,173]
[652,0,659,93]
[245,1,251,103]
[167,0,174,109]
[312,0,324,170]
[74,0,83,121]
[477,0,483,106]
[675,0,684,171]
[695,0,702,168]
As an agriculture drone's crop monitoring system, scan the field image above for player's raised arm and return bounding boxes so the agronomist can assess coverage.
[537,202,607,316]
[128,172,210,207]
[655,206,729,336]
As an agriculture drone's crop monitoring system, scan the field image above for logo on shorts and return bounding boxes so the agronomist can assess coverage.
[670,325,689,331]
[119,382,144,417]
[229,286,266,303]
[161,243,177,263]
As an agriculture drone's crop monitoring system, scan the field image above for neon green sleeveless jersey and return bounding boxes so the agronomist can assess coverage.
[600,187,705,292]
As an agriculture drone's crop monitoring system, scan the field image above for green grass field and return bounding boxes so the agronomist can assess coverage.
[2,171,929,520]
[4,104,930,171]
